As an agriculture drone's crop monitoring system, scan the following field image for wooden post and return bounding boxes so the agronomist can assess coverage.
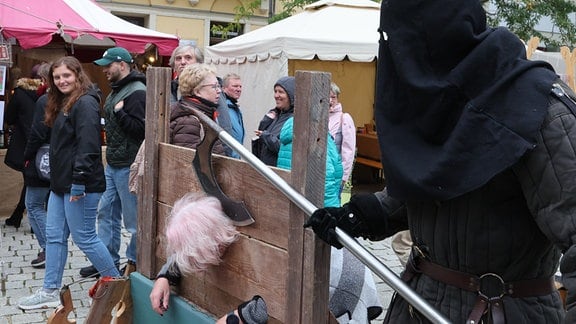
[561,46,576,92]
[287,71,332,323]
[137,67,171,278]
[526,36,540,60]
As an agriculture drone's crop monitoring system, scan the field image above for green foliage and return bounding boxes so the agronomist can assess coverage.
[484,0,576,49]
[210,0,261,40]
[269,0,317,23]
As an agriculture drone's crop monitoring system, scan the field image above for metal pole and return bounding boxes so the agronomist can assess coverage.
[194,111,451,324]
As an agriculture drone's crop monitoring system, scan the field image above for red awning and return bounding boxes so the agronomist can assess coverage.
[0,0,179,56]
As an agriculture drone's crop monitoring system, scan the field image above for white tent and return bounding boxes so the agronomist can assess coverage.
[205,0,381,148]
[207,0,380,62]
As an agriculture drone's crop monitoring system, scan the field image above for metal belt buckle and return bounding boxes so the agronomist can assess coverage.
[478,272,506,300]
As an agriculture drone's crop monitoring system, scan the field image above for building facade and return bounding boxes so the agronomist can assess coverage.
[96,0,278,49]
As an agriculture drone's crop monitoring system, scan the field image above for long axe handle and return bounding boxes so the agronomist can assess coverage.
[190,108,451,324]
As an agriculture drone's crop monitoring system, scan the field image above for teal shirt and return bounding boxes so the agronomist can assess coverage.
[277,117,343,207]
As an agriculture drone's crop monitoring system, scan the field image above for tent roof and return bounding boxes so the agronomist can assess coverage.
[0,0,179,56]
[205,0,380,63]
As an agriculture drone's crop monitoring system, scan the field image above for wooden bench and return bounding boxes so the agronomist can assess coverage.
[355,133,384,181]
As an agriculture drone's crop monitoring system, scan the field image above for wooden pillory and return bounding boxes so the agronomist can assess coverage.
[136,67,335,323]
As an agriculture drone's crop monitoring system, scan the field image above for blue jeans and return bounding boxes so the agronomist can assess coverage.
[25,186,50,250]
[97,165,138,265]
[44,192,120,290]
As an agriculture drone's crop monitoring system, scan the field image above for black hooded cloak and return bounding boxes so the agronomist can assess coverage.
[374,0,558,201]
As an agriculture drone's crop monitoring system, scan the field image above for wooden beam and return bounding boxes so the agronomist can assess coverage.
[287,70,332,323]
[526,36,540,60]
[137,67,171,278]
[561,46,576,92]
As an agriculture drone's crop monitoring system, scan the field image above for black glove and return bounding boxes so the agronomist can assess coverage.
[304,207,346,248]
[304,193,383,249]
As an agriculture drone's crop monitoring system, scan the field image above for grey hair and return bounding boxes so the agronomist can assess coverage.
[169,45,205,68]
[222,73,241,87]
[330,82,341,96]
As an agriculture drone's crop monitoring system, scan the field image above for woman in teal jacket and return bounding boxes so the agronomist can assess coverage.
[277,117,383,323]
[277,117,343,207]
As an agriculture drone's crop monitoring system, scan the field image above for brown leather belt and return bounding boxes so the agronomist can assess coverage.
[403,250,556,324]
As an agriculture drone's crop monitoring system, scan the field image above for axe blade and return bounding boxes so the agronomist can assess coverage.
[188,105,255,226]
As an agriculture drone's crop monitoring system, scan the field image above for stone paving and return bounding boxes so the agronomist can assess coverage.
[0,215,132,324]
[0,213,402,324]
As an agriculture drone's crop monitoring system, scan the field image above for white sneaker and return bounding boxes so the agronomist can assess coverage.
[17,289,60,310]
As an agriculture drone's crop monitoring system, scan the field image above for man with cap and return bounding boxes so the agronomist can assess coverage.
[80,46,146,277]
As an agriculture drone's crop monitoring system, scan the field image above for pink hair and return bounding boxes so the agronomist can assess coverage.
[165,192,239,275]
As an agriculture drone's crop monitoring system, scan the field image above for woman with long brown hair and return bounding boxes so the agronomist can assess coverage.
[18,56,120,310]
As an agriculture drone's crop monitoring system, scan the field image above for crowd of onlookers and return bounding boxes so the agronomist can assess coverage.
[4,43,364,323]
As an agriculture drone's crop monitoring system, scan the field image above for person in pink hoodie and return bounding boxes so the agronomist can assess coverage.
[328,82,356,196]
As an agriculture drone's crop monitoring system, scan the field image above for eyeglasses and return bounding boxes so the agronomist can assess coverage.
[199,83,221,90]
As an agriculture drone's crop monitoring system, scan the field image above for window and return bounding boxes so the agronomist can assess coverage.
[117,15,146,27]
[210,21,244,46]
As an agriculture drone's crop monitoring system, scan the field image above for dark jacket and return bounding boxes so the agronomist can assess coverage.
[4,78,42,171]
[169,96,225,154]
[254,107,294,166]
[365,1,567,322]
[368,84,573,323]
[49,88,106,194]
[104,70,146,167]
[22,93,50,187]
[254,76,295,166]
[170,78,179,103]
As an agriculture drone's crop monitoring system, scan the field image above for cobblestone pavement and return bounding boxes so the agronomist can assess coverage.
[0,215,132,324]
[1,213,402,323]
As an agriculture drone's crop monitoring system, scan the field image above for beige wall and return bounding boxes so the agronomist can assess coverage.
[100,0,273,50]
[105,0,269,18]
[289,59,377,129]
[156,16,206,46]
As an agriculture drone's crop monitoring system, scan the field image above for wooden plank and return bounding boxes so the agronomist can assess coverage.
[178,238,288,322]
[154,209,289,323]
[355,157,382,169]
[153,220,289,320]
[156,143,291,249]
[287,71,332,323]
[356,133,381,161]
[138,67,171,278]
[152,144,293,321]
